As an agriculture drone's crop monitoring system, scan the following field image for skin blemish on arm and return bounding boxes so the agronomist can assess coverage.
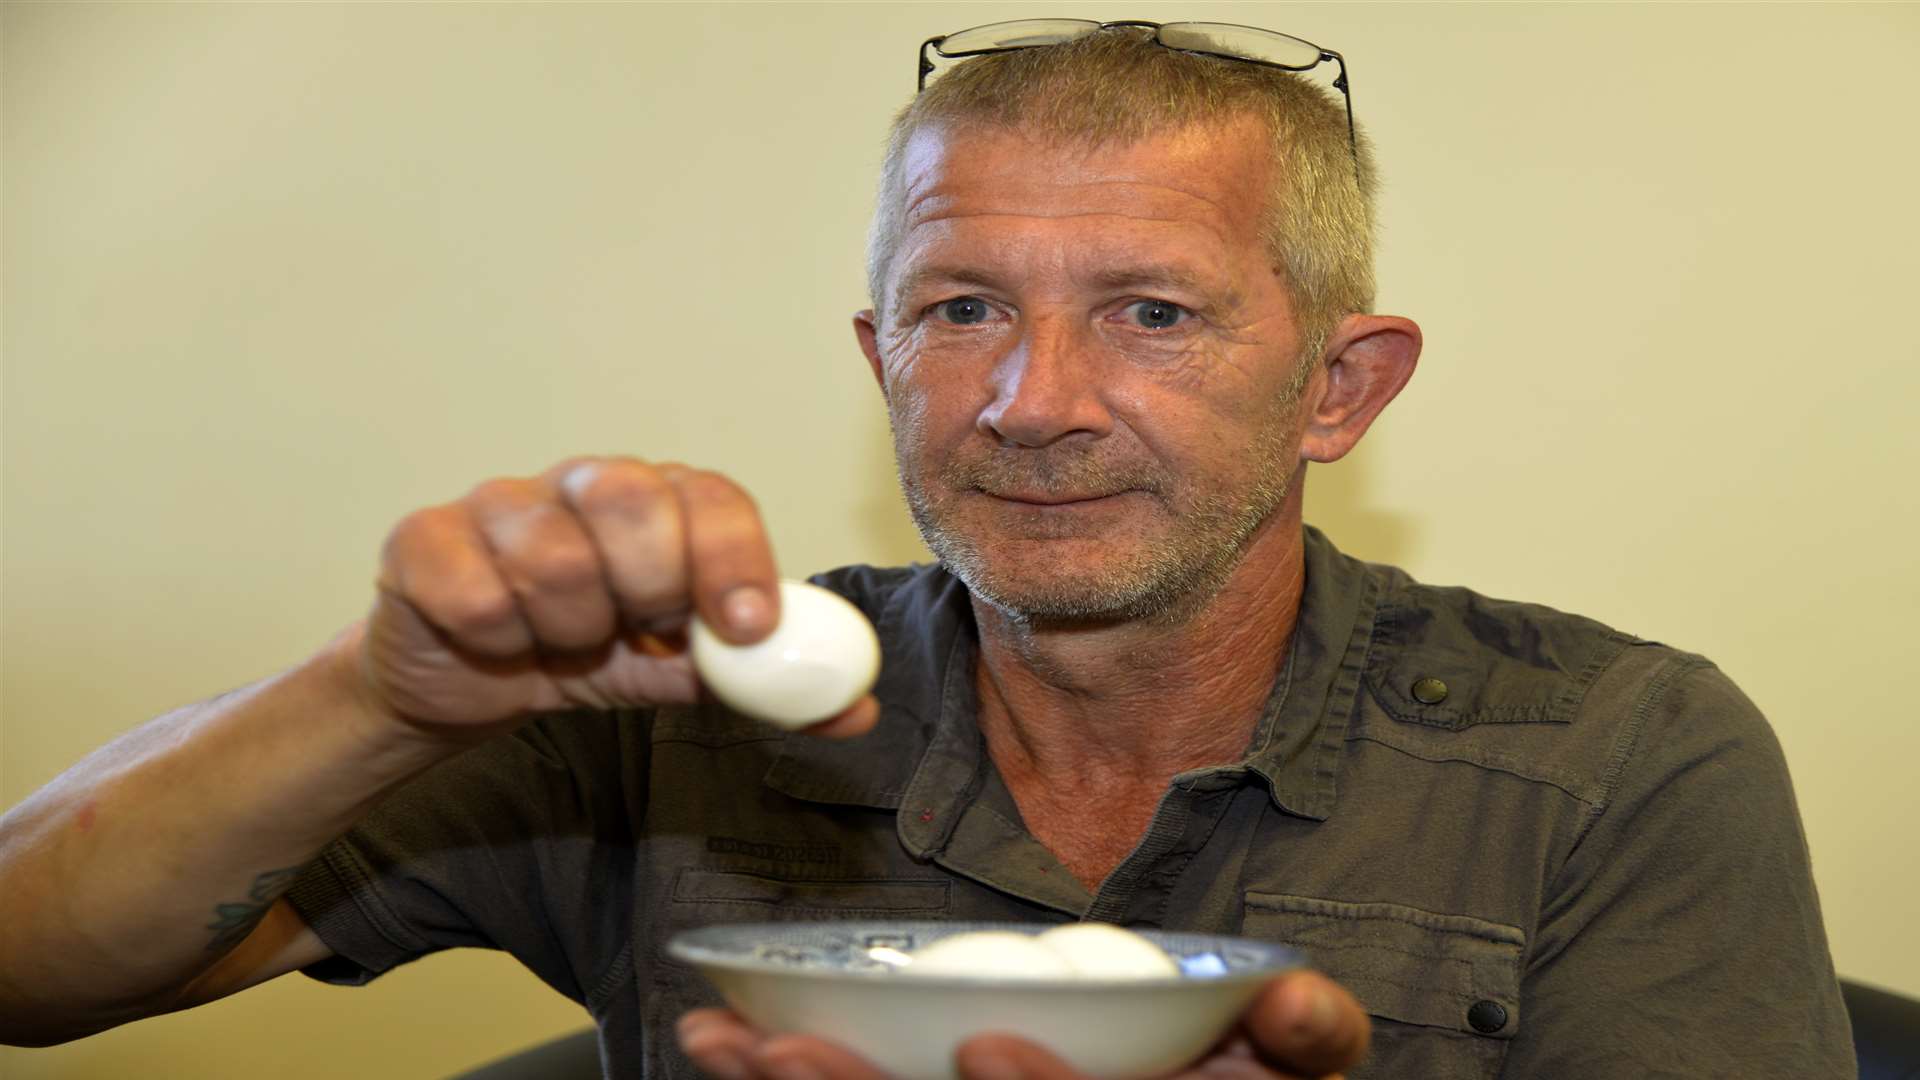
[75,800,97,832]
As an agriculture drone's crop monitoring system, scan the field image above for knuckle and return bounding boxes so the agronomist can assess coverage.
[572,461,670,517]
[678,469,752,509]
[547,453,605,477]
[466,476,535,509]
[680,479,772,559]
[381,505,462,564]
[381,510,433,557]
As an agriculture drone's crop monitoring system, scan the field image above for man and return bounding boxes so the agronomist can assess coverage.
[0,21,1852,1080]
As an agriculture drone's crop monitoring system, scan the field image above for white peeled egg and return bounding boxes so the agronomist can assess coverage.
[688,580,881,729]
[1037,923,1180,979]
[901,931,1077,979]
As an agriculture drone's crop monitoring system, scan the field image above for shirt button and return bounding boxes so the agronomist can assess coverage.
[1411,677,1449,705]
[1467,999,1508,1033]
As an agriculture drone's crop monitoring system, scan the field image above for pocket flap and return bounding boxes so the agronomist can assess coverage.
[1362,595,1630,731]
[1244,893,1523,1040]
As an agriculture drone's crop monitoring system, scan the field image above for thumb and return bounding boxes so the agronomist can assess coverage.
[1242,971,1371,1077]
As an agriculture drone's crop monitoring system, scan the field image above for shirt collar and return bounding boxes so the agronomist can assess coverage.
[763,526,1383,824]
[1230,525,1381,820]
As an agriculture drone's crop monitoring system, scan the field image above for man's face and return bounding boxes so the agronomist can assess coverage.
[864,117,1313,623]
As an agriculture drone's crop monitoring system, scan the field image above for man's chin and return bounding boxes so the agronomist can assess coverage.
[910,506,1226,623]
[969,588,1155,625]
[940,554,1206,626]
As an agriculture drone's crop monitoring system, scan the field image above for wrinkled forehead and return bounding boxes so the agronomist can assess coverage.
[897,118,1273,234]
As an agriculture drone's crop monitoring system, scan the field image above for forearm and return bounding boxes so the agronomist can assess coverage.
[0,624,464,1040]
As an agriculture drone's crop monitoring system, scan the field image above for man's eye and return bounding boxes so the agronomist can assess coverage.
[1125,300,1189,330]
[935,298,992,325]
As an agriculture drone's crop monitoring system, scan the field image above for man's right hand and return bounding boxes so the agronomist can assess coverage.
[0,455,878,1046]
[354,456,879,741]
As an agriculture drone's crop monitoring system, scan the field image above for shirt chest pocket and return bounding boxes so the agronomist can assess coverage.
[1243,893,1523,1080]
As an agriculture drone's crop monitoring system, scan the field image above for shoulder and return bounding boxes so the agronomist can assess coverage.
[1364,571,1655,730]
[1350,563,1766,812]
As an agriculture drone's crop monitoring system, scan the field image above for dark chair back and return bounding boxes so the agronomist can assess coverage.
[1845,978,1920,1080]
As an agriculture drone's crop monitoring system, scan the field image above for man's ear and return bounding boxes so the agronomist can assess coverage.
[853,310,886,393]
[1300,315,1422,464]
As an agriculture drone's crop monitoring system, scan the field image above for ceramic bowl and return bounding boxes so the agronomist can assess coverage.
[668,920,1305,1080]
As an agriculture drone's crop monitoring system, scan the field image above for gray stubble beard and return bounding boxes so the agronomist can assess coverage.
[889,395,1299,630]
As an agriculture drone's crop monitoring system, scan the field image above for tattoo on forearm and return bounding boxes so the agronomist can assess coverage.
[203,866,305,954]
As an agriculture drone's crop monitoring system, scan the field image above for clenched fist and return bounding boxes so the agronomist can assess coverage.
[350,457,878,742]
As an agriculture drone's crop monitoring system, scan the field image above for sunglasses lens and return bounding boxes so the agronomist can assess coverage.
[936,19,1102,57]
[1159,23,1324,69]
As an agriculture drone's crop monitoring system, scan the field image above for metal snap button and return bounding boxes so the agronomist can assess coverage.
[1467,999,1508,1033]
[1411,677,1449,705]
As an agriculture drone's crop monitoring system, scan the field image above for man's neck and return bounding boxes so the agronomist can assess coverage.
[969,504,1308,791]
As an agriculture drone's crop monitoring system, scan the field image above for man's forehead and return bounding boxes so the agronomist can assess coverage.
[897,118,1274,231]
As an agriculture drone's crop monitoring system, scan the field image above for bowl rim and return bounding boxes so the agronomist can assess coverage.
[666,921,1306,990]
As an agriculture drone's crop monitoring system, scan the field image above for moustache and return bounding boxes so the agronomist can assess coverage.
[939,446,1167,499]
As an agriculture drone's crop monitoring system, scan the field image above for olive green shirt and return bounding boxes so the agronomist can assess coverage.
[287,527,1854,1078]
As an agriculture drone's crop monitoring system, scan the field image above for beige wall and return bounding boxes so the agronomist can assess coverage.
[4,2,1916,1076]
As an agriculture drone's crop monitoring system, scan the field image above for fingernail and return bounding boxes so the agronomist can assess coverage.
[723,587,773,637]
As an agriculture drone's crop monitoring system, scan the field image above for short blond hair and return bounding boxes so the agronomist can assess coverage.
[867,27,1378,364]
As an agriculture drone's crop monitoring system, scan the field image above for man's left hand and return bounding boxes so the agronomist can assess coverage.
[676,969,1370,1080]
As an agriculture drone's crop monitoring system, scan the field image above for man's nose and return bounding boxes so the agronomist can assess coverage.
[978,316,1113,447]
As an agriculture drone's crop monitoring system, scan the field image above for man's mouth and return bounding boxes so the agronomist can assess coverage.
[980,489,1131,506]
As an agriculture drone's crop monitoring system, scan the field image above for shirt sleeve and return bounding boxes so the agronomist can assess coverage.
[282,709,645,1012]
[1506,657,1855,1078]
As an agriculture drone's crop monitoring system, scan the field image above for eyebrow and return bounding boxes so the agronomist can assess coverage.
[891,265,1007,305]
[1082,261,1216,294]
[892,261,1236,306]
